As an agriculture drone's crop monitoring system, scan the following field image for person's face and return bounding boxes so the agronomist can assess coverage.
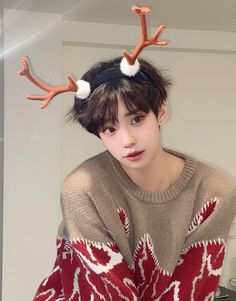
[98,98,168,172]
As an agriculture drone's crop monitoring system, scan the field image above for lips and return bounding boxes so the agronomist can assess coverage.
[126,150,144,157]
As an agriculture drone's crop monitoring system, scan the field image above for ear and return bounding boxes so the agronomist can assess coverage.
[157,102,168,125]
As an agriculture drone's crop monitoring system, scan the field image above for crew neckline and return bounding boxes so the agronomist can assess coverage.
[106,148,198,203]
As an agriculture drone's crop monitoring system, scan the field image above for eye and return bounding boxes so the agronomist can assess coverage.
[131,115,145,125]
[102,127,116,135]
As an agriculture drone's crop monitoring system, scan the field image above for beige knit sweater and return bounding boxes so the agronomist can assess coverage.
[34,149,236,301]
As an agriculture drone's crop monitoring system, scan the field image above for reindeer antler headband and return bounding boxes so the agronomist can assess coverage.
[18,6,167,109]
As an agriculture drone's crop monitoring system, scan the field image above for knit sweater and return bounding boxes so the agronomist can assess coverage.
[33,149,236,301]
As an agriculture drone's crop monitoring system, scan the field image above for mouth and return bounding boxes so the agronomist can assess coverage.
[125,150,144,160]
[126,150,144,157]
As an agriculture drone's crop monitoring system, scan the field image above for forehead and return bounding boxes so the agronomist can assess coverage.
[117,99,143,118]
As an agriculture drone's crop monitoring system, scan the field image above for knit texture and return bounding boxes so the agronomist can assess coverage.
[33,149,236,301]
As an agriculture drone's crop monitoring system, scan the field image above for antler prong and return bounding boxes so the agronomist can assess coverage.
[123,6,168,65]
[18,57,51,92]
[131,5,150,14]
[67,75,78,91]
[151,25,168,45]
[18,57,78,109]
[18,57,30,76]
[27,95,46,101]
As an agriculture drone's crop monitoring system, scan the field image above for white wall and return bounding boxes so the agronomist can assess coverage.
[3,13,236,301]
[3,9,63,301]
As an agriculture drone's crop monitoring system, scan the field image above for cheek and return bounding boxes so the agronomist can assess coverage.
[139,122,159,138]
[101,137,118,152]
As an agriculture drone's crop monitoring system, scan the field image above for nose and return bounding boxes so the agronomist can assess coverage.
[120,128,137,148]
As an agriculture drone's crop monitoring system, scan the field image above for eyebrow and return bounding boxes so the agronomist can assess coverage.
[124,109,142,117]
[102,109,143,127]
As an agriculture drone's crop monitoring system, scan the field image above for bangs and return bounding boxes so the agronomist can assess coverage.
[88,79,153,132]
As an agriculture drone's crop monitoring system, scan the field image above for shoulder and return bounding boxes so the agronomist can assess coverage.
[62,152,108,191]
[167,148,236,199]
[60,152,123,235]
[171,147,236,213]
[61,151,113,198]
[190,158,236,219]
[196,159,236,199]
[183,158,236,241]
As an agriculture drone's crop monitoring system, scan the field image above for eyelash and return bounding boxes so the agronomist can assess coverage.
[100,125,114,134]
[131,115,145,124]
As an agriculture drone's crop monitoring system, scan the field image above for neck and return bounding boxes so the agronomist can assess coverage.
[121,148,185,192]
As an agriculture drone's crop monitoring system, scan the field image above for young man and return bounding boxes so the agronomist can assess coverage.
[30,56,235,301]
[19,6,236,301]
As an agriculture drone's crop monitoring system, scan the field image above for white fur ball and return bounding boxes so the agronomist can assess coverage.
[76,80,91,99]
[120,57,140,76]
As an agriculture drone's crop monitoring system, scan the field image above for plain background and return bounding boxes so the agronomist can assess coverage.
[2,8,236,301]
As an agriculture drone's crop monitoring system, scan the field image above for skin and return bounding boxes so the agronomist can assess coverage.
[98,98,185,192]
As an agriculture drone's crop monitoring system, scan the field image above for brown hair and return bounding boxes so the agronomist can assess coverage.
[67,56,172,138]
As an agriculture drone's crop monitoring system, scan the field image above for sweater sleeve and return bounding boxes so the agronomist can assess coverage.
[33,169,141,301]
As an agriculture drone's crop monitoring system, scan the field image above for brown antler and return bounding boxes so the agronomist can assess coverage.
[18,57,78,109]
[123,6,168,65]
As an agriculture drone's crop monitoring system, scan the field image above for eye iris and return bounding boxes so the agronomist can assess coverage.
[104,127,115,134]
[133,115,143,123]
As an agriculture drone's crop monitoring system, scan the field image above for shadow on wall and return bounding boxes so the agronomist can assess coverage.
[229,257,236,291]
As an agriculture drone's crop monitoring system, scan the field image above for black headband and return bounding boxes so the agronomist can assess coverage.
[90,67,152,92]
